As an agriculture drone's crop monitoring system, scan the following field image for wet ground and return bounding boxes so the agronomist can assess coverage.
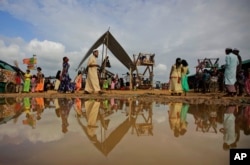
[0,96,250,165]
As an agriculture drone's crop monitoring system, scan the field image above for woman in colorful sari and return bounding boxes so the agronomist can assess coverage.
[169,58,183,96]
[74,70,82,92]
[35,67,44,92]
[181,59,189,96]
[59,57,74,93]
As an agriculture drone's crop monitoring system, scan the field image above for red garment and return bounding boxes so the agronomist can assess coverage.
[15,76,21,85]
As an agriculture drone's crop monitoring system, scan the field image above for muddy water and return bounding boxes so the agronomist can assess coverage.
[0,97,249,165]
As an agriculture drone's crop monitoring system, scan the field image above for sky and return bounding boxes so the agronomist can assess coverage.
[0,0,250,84]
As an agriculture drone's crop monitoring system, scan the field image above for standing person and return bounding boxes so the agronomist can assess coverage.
[201,69,211,93]
[169,58,183,96]
[31,75,37,93]
[124,72,130,89]
[35,67,44,92]
[223,48,239,97]
[23,69,32,93]
[245,68,250,97]
[75,70,83,92]
[84,49,103,94]
[102,77,108,91]
[181,59,189,96]
[232,49,244,96]
[54,70,61,91]
[15,72,22,93]
[59,56,73,93]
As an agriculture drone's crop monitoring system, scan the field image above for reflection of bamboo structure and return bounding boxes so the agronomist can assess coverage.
[0,98,22,124]
[76,99,136,156]
[131,100,153,136]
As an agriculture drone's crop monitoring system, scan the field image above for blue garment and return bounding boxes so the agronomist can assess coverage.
[59,62,75,92]
[224,53,239,85]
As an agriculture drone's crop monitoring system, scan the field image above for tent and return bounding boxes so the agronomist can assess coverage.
[76,30,136,72]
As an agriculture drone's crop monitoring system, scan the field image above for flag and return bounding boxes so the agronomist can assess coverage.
[23,57,37,65]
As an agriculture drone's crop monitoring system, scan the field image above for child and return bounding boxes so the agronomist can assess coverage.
[103,78,108,91]
[75,71,82,92]
[15,72,22,93]
[31,75,37,93]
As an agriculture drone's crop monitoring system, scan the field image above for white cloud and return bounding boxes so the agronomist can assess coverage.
[0,0,250,82]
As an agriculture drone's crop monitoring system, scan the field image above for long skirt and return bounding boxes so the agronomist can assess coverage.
[23,79,31,92]
[54,79,61,90]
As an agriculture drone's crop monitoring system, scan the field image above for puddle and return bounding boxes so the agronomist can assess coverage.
[0,97,249,165]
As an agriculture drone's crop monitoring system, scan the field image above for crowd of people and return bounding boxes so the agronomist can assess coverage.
[13,47,250,97]
[190,48,250,97]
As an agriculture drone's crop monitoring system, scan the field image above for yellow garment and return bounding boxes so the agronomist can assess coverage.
[169,64,183,94]
[85,100,100,137]
[85,55,101,93]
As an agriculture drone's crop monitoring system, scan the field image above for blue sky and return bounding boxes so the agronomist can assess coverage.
[0,0,250,83]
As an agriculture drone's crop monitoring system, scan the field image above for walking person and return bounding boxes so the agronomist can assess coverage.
[223,48,239,97]
[181,59,189,96]
[169,58,183,96]
[23,69,32,93]
[59,56,74,93]
[84,49,103,94]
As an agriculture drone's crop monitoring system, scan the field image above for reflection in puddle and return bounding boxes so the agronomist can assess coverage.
[0,97,249,165]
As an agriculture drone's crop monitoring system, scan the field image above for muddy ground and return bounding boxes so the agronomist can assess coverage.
[1,89,250,105]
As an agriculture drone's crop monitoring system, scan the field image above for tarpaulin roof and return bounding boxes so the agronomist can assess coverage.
[76,31,135,71]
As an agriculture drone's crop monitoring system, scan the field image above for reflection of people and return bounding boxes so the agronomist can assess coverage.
[243,105,250,135]
[223,48,239,97]
[180,103,189,135]
[168,102,182,137]
[35,97,45,120]
[84,49,103,94]
[74,98,82,117]
[85,100,100,137]
[57,98,73,133]
[169,58,183,96]
[220,105,239,150]
[22,97,36,129]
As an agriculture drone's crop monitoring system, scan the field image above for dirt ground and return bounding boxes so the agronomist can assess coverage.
[1,89,250,105]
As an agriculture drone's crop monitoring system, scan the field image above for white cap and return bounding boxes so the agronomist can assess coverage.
[93,48,98,52]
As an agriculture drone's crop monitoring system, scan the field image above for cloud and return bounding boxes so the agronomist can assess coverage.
[0,0,250,82]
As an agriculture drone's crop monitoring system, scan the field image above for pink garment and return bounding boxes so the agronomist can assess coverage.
[111,81,115,89]
[31,77,36,93]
